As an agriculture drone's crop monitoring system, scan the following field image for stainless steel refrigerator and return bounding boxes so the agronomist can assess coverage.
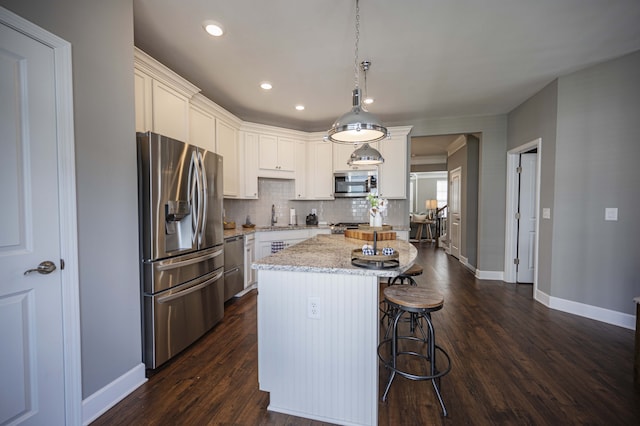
[137,131,225,369]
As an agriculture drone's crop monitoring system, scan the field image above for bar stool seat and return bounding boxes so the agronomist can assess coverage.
[381,264,424,327]
[389,264,423,286]
[378,285,451,417]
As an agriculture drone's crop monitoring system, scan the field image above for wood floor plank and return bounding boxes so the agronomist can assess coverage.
[91,244,640,425]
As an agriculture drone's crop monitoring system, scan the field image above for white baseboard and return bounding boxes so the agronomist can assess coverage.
[82,362,147,425]
[535,289,635,330]
[475,269,504,280]
[234,283,257,298]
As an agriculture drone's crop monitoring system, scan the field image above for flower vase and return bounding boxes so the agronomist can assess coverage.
[374,212,383,227]
[370,209,383,227]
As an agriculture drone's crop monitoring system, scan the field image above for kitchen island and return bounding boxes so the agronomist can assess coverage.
[253,234,417,426]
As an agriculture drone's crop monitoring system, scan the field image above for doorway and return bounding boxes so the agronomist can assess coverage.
[504,139,541,292]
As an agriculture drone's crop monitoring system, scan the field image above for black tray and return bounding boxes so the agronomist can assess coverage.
[351,258,400,269]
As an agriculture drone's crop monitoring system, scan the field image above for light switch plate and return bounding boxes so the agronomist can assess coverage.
[542,208,551,219]
[605,208,618,221]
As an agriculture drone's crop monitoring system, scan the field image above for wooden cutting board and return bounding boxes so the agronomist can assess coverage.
[358,224,393,231]
[344,229,396,241]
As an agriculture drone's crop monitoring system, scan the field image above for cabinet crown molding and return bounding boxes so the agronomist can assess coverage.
[191,93,242,127]
[134,47,200,98]
[240,121,308,140]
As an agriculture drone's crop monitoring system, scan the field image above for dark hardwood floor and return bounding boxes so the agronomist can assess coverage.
[93,244,640,425]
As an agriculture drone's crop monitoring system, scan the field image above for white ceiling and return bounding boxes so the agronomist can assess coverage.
[133,0,640,140]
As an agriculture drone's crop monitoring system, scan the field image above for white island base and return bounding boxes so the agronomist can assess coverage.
[258,269,379,426]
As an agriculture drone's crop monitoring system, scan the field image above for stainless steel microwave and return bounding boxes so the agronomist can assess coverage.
[334,171,377,198]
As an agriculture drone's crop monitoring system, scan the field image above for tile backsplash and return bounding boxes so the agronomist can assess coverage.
[223,178,408,227]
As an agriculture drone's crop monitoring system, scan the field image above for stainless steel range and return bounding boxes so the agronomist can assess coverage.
[330,222,368,234]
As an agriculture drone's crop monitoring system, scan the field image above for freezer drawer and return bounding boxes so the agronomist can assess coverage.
[142,245,224,294]
[143,267,224,369]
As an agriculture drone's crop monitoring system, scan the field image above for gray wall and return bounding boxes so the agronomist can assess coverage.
[508,81,558,294]
[411,175,438,213]
[447,136,479,267]
[0,0,141,397]
[409,115,508,272]
[552,51,640,314]
[507,50,640,315]
[465,135,479,267]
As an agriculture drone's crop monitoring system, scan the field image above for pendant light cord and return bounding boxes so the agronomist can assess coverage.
[354,0,360,90]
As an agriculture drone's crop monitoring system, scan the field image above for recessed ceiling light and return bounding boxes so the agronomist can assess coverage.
[203,20,224,37]
[295,105,305,111]
[260,82,273,90]
[363,97,374,105]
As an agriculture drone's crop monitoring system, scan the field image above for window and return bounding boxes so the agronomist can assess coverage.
[436,180,447,209]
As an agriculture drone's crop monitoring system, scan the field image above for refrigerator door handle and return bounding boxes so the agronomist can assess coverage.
[198,151,207,245]
[155,247,223,271]
[157,269,223,304]
[188,151,202,246]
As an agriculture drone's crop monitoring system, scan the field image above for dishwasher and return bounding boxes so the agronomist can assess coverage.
[223,236,244,301]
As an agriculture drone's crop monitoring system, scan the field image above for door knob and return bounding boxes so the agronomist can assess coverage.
[24,260,57,275]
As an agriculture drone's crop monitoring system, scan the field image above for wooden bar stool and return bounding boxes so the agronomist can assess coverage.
[381,264,424,328]
[378,286,451,417]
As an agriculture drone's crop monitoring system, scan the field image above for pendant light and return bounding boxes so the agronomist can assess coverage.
[327,0,388,145]
[347,59,385,165]
[347,142,385,166]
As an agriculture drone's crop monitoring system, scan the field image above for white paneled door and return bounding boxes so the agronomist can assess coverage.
[449,167,462,259]
[1,9,80,425]
[517,153,537,283]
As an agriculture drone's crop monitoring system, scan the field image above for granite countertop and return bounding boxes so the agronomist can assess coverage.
[223,224,331,240]
[252,234,417,277]
[223,227,255,239]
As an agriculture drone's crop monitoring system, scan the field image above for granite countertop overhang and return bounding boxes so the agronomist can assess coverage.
[252,234,417,277]
[223,224,331,240]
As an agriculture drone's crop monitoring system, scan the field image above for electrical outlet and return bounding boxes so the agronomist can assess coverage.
[308,296,321,319]
[311,208,317,215]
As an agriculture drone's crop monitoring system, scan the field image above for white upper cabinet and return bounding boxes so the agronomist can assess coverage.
[294,141,307,199]
[134,49,411,203]
[306,139,334,200]
[333,142,379,172]
[189,101,216,151]
[216,119,239,197]
[377,126,412,199]
[240,131,259,199]
[152,80,190,142]
[259,134,296,174]
[134,68,152,133]
[133,48,199,142]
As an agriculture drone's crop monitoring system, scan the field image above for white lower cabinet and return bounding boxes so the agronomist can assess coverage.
[244,233,256,288]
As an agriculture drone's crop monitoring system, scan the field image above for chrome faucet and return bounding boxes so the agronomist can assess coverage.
[271,204,277,226]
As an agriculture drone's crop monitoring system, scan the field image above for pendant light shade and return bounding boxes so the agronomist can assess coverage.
[328,89,388,144]
[327,0,388,145]
[347,142,385,166]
